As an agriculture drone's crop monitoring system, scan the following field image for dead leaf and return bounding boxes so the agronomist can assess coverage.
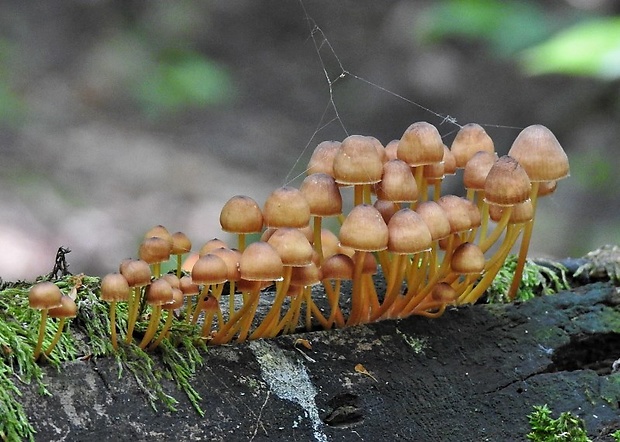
[294,338,312,350]
[354,363,377,382]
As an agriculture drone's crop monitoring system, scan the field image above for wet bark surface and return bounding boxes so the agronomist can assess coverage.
[20,279,620,442]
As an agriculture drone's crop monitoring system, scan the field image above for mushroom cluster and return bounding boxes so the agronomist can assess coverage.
[98,122,569,348]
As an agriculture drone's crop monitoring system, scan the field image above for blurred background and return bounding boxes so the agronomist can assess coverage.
[1,0,619,281]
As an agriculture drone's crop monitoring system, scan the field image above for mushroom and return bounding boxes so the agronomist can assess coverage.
[44,295,78,356]
[100,273,131,350]
[506,125,569,300]
[219,195,263,252]
[29,281,63,360]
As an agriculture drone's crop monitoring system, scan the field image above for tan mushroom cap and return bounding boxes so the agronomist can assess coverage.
[489,199,534,224]
[339,204,389,252]
[100,273,131,302]
[484,155,532,206]
[463,151,498,191]
[450,123,495,168]
[373,199,399,225]
[431,282,459,303]
[119,259,152,288]
[164,288,185,310]
[144,225,173,247]
[290,261,322,287]
[220,195,264,234]
[415,201,451,241]
[145,278,174,306]
[267,228,314,267]
[209,247,242,281]
[238,241,284,282]
[321,253,355,280]
[508,124,569,182]
[333,135,384,185]
[307,140,341,177]
[375,159,418,203]
[139,236,172,265]
[451,242,485,274]
[387,209,433,255]
[299,173,343,217]
[437,195,473,234]
[199,238,229,256]
[48,295,78,319]
[179,275,200,296]
[263,186,311,229]
[397,121,444,167]
[29,281,63,310]
[191,254,229,285]
[170,231,192,255]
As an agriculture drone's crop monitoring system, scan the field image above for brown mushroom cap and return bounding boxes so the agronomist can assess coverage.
[321,253,355,280]
[507,124,569,182]
[179,275,200,297]
[139,236,172,265]
[373,199,399,225]
[238,241,284,282]
[397,121,444,167]
[489,199,534,224]
[339,204,389,252]
[164,288,185,310]
[415,201,451,241]
[375,159,418,203]
[119,259,152,287]
[209,247,242,281]
[48,295,78,319]
[437,195,473,234]
[387,209,433,255]
[29,281,63,310]
[100,273,131,302]
[484,155,532,206]
[145,278,174,306]
[333,135,384,185]
[307,140,341,177]
[290,261,322,287]
[144,225,173,247]
[266,228,314,267]
[299,173,343,217]
[451,242,485,274]
[431,282,459,303]
[220,195,264,234]
[463,151,499,191]
[450,123,495,169]
[263,186,311,229]
[191,254,229,285]
[198,238,229,256]
[170,231,192,255]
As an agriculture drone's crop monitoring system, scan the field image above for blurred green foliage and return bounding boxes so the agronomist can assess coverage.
[417,0,553,55]
[521,17,620,79]
[420,0,620,80]
[136,48,234,118]
[0,38,25,126]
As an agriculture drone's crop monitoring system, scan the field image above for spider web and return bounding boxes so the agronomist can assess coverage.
[284,0,523,185]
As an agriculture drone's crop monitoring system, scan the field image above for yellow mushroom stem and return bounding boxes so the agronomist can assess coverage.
[125,287,143,344]
[108,300,119,350]
[211,288,260,344]
[371,253,407,321]
[346,251,367,326]
[250,266,293,339]
[508,182,540,300]
[312,216,324,264]
[322,279,345,328]
[32,309,49,360]
[459,223,523,304]
[139,305,163,349]
[44,317,69,357]
[148,309,175,351]
[396,251,430,316]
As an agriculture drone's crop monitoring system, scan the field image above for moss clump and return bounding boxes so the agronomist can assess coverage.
[526,404,590,442]
[486,255,570,304]
[0,274,206,441]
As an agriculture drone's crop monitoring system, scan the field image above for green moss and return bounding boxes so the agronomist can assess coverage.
[0,274,207,441]
[487,255,570,304]
[526,404,591,442]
